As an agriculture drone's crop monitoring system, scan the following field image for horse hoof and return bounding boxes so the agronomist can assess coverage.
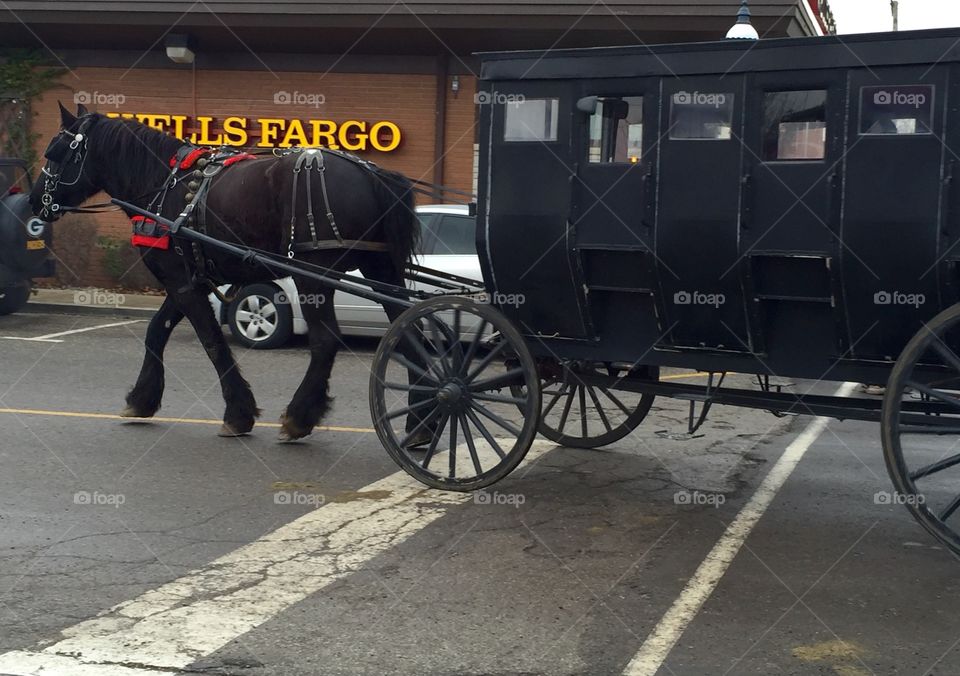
[218,423,250,437]
[404,428,434,449]
[120,406,150,418]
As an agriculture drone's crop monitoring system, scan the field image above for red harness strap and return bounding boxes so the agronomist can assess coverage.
[170,147,211,170]
[130,215,170,250]
[222,153,257,167]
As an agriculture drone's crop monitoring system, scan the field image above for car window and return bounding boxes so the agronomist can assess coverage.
[417,213,439,255]
[431,215,476,255]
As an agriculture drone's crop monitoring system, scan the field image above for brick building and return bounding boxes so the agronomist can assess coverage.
[1,0,834,287]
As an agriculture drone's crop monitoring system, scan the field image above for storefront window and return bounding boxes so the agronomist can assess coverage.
[669,91,735,140]
[504,98,559,142]
[587,96,643,163]
[762,90,827,161]
[860,85,934,135]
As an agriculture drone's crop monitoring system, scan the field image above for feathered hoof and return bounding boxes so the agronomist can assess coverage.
[119,406,151,418]
[218,423,251,437]
[278,414,311,443]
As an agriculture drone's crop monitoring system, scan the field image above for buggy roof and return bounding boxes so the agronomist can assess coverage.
[478,27,960,81]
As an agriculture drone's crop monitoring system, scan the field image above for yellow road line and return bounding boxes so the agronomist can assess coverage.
[660,372,711,381]
[0,407,374,434]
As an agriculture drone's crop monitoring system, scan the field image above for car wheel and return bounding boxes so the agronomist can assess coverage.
[227,283,293,349]
[0,283,30,316]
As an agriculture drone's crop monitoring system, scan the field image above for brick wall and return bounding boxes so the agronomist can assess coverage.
[32,65,476,288]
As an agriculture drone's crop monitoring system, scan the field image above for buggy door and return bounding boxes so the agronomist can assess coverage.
[479,82,591,339]
[841,66,948,361]
[654,77,751,352]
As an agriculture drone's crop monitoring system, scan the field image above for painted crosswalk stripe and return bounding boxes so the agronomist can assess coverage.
[0,440,555,676]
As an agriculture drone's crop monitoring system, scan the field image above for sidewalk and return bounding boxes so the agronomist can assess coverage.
[24,288,164,318]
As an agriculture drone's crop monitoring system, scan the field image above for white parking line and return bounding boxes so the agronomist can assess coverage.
[0,441,555,675]
[0,320,144,343]
[622,381,858,676]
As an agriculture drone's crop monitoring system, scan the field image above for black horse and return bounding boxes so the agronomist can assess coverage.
[30,103,419,441]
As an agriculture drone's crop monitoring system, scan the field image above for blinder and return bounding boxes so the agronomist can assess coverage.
[38,115,96,220]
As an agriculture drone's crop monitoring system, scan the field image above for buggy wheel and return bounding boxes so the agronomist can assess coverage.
[369,297,540,491]
[882,303,960,557]
[512,362,658,449]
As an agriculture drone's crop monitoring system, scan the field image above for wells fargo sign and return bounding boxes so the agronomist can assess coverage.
[104,113,402,152]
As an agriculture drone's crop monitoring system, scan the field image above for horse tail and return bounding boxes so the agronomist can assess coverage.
[370,168,418,276]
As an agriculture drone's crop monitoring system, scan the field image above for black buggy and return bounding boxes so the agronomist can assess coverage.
[119,27,960,557]
[364,26,960,559]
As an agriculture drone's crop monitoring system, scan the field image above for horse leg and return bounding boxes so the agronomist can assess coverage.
[360,256,435,447]
[279,281,340,442]
[121,296,184,418]
[175,286,260,437]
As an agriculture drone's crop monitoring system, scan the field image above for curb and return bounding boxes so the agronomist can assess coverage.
[21,301,158,319]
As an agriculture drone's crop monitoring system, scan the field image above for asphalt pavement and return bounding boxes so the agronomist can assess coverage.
[0,305,958,676]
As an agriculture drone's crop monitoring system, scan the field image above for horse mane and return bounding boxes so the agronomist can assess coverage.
[89,115,183,198]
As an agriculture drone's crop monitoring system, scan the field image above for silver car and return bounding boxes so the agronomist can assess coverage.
[210,204,479,348]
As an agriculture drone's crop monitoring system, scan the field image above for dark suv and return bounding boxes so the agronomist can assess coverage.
[0,159,54,314]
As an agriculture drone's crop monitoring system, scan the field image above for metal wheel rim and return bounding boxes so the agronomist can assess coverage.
[235,295,279,342]
[369,298,540,491]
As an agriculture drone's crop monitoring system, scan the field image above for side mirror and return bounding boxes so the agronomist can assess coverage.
[576,96,598,114]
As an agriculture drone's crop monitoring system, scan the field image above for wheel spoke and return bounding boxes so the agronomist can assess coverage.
[599,387,634,417]
[389,348,439,385]
[470,401,521,437]
[402,325,447,381]
[460,318,489,376]
[385,397,438,421]
[464,340,508,384]
[244,322,261,340]
[420,413,450,470]
[931,340,960,374]
[260,304,277,319]
[541,383,569,418]
[939,493,960,522]
[425,317,453,377]
[448,414,459,478]
[460,413,484,475]
[235,310,253,322]
[586,386,614,433]
[465,407,506,459]
[906,381,960,411]
[247,296,261,312]
[382,381,438,393]
[911,453,960,480]
[472,392,527,406]
[398,407,442,449]
[557,386,575,434]
[579,384,588,438]
[469,368,528,393]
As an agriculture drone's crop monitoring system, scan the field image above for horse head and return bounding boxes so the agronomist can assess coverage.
[30,103,101,222]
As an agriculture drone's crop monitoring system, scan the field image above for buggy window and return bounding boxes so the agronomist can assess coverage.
[432,215,476,255]
[762,90,827,161]
[587,96,643,164]
[669,91,735,140]
[504,98,559,142]
[859,85,934,136]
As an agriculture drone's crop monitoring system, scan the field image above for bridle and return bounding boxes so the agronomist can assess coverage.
[37,115,96,221]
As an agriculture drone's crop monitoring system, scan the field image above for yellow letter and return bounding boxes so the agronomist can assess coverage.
[309,120,339,149]
[194,116,223,145]
[257,118,286,148]
[281,119,309,148]
[222,117,249,146]
[171,115,188,140]
[338,120,367,151]
[135,114,171,132]
[369,121,401,152]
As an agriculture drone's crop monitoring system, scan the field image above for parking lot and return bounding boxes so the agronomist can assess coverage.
[1,307,959,675]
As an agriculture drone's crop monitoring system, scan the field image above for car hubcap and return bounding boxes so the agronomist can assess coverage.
[235,295,278,341]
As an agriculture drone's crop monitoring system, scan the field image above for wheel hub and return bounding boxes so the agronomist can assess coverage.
[436,381,466,410]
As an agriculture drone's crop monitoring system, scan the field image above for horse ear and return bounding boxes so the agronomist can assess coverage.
[76,102,89,117]
[58,101,77,128]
